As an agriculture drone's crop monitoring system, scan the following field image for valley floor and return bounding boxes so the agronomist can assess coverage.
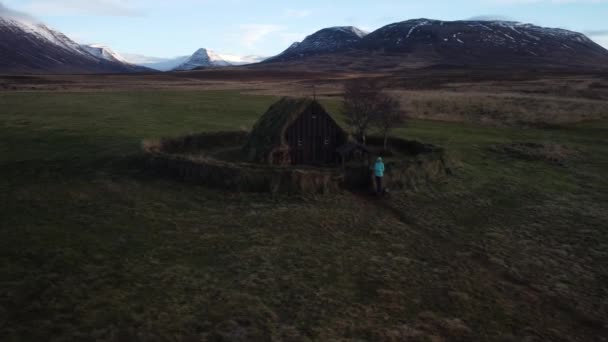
[0,90,606,341]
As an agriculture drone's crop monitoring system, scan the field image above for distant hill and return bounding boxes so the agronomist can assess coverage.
[121,53,267,71]
[120,54,189,72]
[263,19,608,70]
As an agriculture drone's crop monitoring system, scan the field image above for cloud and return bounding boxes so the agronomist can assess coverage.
[585,29,608,36]
[375,16,396,24]
[590,35,608,49]
[22,0,143,17]
[278,32,307,44]
[488,0,607,4]
[284,9,311,18]
[239,24,284,48]
[0,2,40,22]
[584,30,608,49]
[467,15,515,21]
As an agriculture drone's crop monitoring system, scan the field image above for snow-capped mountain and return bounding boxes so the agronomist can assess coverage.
[265,26,367,62]
[121,54,189,71]
[219,54,267,65]
[172,48,231,71]
[121,52,267,71]
[3,1,606,75]
[81,44,131,64]
[262,19,608,69]
[0,5,150,74]
[358,19,608,64]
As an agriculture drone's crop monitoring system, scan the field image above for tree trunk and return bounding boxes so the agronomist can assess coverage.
[356,128,366,145]
[383,133,388,151]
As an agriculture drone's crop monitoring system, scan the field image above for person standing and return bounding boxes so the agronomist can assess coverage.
[374,157,385,194]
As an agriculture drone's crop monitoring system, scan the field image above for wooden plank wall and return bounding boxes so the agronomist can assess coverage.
[286,108,343,165]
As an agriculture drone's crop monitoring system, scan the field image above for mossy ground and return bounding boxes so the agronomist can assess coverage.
[1,91,606,341]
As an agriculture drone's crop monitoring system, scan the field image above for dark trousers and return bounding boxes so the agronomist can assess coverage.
[375,176,383,193]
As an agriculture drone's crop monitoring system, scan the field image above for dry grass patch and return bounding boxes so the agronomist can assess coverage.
[489,142,579,165]
[388,90,608,126]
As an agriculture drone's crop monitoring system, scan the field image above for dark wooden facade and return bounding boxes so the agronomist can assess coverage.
[285,108,346,165]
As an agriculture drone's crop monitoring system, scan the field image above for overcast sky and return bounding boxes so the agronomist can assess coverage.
[2,0,608,58]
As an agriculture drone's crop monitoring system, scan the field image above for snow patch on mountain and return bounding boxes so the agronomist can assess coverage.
[82,44,131,64]
[406,20,429,39]
[0,15,93,58]
[218,53,267,65]
[120,53,169,65]
[121,54,188,71]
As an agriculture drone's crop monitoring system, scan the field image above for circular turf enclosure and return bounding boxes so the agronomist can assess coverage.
[142,131,451,194]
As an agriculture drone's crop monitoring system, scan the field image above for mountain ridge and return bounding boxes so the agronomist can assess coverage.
[265,26,368,63]
[2,4,607,74]
[0,10,151,74]
[262,19,608,70]
[82,44,131,65]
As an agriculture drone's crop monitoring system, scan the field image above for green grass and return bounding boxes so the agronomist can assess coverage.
[1,90,606,341]
[0,91,278,162]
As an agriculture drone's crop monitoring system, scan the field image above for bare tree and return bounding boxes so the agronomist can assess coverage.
[374,93,407,151]
[342,80,381,144]
[342,80,406,148]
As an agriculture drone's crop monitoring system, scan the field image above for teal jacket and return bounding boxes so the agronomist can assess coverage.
[374,160,385,177]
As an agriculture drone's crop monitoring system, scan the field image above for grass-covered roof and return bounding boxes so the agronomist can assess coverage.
[244,97,342,163]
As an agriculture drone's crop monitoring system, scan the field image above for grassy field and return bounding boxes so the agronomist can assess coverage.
[1,90,606,341]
